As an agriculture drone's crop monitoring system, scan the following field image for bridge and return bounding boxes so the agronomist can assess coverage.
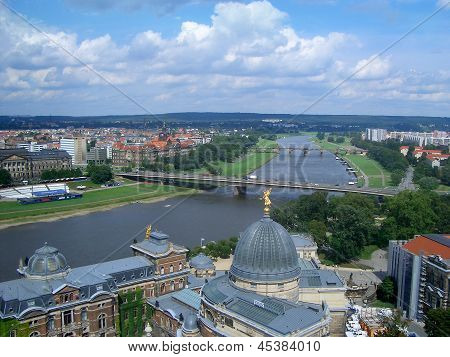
[117,172,398,197]
[250,146,368,155]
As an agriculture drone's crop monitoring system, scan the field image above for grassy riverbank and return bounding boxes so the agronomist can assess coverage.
[0,184,195,226]
[198,138,278,177]
[344,154,392,188]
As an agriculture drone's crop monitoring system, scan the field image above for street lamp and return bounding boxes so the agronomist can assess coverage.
[201,238,205,248]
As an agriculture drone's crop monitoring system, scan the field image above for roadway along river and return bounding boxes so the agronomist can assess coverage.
[0,135,353,281]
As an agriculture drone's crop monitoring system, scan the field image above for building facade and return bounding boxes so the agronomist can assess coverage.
[60,138,87,165]
[0,149,72,182]
[387,234,450,321]
[0,229,189,337]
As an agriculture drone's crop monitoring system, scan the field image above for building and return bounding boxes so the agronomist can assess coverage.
[0,149,72,182]
[16,142,48,152]
[0,227,189,337]
[421,255,449,314]
[387,234,450,321]
[87,148,108,165]
[291,233,318,260]
[365,128,388,142]
[60,138,87,165]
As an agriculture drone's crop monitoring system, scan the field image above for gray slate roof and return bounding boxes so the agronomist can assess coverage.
[230,217,301,282]
[299,269,344,288]
[291,234,317,248]
[147,288,200,321]
[189,253,215,270]
[201,274,327,335]
[0,256,154,319]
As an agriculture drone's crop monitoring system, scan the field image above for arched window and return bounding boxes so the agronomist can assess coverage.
[29,331,40,337]
[81,307,88,321]
[98,314,107,330]
[160,266,165,275]
[169,265,174,273]
[46,316,55,331]
[179,262,183,271]
[179,278,184,289]
[160,283,166,293]
[170,281,175,291]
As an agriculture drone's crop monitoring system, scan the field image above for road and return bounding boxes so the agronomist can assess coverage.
[398,166,415,191]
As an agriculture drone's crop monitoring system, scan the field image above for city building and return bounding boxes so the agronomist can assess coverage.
[291,233,318,260]
[365,128,388,142]
[0,227,189,337]
[87,148,108,165]
[387,234,450,321]
[16,142,49,152]
[60,138,87,165]
[0,149,72,182]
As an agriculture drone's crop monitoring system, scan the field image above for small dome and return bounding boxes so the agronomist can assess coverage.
[182,314,198,332]
[190,253,214,270]
[230,217,300,283]
[25,243,69,278]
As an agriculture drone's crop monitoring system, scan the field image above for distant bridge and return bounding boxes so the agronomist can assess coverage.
[251,146,368,155]
[117,172,398,197]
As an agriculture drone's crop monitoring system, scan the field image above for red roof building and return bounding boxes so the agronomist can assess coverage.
[403,234,450,259]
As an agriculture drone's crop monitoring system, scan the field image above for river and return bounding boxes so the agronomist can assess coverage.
[0,135,354,281]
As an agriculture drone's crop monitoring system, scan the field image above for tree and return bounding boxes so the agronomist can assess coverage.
[375,311,408,337]
[377,277,396,304]
[0,169,12,186]
[307,220,328,247]
[335,136,345,144]
[327,136,335,143]
[327,205,375,262]
[440,163,450,186]
[390,169,404,186]
[424,308,450,337]
[417,176,439,190]
[89,165,113,184]
[316,132,325,140]
[380,191,438,243]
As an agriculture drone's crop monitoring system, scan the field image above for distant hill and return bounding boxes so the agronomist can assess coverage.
[0,113,448,131]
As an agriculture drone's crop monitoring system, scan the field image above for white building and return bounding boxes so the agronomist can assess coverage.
[60,137,87,165]
[365,128,387,142]
[16,141,48,152]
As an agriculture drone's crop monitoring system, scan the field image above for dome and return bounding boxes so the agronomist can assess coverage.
[24,243,69,278]
[230,217,300,283]
[190,253,214,270]
[182,314,199,332]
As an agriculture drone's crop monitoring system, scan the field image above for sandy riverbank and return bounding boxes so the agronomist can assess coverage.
[0,189,196,230]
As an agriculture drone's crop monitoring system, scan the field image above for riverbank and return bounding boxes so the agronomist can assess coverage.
[0,184,196,229]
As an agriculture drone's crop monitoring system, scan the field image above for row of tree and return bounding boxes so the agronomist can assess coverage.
[271,190,449,263]
[188,236,238,260]
[141,134,260,173]
[40,168,83,180]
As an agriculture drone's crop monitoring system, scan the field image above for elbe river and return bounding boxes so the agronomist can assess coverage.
[0,136,355,281]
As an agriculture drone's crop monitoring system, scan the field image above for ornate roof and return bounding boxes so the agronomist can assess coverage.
[190,253,214,270]
[182,313,199,332]
[23,243,69,279]
[230,217,301,283]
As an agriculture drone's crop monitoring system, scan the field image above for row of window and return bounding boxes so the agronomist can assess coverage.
[160,262,184,275]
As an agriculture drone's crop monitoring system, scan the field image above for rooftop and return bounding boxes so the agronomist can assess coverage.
[403,234,450,259]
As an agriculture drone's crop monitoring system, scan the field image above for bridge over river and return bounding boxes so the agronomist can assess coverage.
[117,171,398,197]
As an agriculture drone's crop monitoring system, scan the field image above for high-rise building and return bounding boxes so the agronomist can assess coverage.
[60,137,87,165]
[365,128,388,142]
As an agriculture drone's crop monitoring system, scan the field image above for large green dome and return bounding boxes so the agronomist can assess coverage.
[230,217,300,283]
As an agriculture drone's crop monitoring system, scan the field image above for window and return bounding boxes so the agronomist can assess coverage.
[170,281,175,291]
[169,265,174,273]
[63,310,73,326]
[9,330,16,337]
[29,331,40,337]
[81,308,88,321]
[98,314,107,330]
[179,262,183,271]
[160,266,165,275]
[47,316,55,331]
[161,283,166,293]
[250,282,257,289]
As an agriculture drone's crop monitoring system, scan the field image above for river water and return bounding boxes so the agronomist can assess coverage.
[0,135,353,281]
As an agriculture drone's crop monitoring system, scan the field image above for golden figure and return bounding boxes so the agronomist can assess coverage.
[262,188,272,215]
[145,224,152,240]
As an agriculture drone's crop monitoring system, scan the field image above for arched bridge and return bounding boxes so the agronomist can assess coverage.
[117,171,398,197]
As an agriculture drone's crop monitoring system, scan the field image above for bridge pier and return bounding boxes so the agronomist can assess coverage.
[233,185,247,196]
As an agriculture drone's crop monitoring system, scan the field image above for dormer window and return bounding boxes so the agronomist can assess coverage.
[160,267,165,275]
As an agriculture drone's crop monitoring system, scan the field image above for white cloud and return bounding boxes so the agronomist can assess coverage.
[0,1,449,116]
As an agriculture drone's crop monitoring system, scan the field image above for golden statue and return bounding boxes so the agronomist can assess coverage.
[145,224,152,240]
[262,188,272,215]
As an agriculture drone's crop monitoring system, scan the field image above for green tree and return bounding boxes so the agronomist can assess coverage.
[89,165,113,184]
[417,176,439,191]
[379,191,438,244]
[377,277,396,304]
[307,220,328,247]
[316,132,325,140]
[441,163,450,186]
[390,169,404,186]
[424,308,450,337]
[0,168,12,186]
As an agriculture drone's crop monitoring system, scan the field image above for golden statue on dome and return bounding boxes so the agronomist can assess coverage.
[262,188,272,215]
[145,224,152,240]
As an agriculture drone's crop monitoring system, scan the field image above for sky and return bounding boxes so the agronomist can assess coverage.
[0,0,449,117]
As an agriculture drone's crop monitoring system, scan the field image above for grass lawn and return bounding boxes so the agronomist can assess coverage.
[358,245,379,260]
[67,180,102,191]
[256,138,278,149]
[436,184,450,192]
[345,154,393,188]
[0,184,193,222]
[212,151,277,177]
[370,300,395,309]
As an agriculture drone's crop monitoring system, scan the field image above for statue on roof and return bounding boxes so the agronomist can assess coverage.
[145,224,152,240]
[262,188,272,215]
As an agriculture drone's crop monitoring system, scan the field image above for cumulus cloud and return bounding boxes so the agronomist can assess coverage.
[0,1,449,116]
